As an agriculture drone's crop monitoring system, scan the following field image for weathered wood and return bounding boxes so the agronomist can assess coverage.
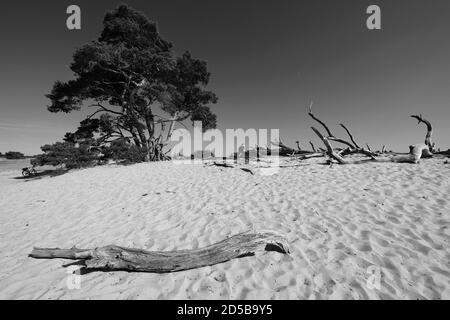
[29,231,289,273]
[388,144,432,163]
[341,148,377,160]
[308,106,376,158]
[339,123,360,149]
[409,143,432,163]
[308,106,355,148]
[411,114,435,152]
[271,139,308,156]
[311,127,347,164]
[298,152,326,160]
[309,103,334,137]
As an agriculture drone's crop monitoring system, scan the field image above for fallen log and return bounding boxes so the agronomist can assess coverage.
[29,231,289,273]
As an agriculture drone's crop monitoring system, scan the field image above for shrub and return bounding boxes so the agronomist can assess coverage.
[32,141,99,169]
[4,151,26,159]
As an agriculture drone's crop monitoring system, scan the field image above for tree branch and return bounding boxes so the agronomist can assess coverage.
[308,102,334,137]
[311,127,347,164]
[339,123,360,149]
[411,114,435,152]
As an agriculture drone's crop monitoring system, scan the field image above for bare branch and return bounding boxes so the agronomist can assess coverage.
[308,103,334,137]
[88,103,125,117]
[339,123,360,149]
[311,127,347,164]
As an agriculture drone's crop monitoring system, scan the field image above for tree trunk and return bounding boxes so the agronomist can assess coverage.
[29,231,289,274]
[411,114,435,152]
[166,112,179,143]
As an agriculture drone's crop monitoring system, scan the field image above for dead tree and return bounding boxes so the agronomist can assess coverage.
[302,105,438,165]
[411,114,435,153]
[308,105,378,160]
[29,231,289,274]
[311,127,347,164]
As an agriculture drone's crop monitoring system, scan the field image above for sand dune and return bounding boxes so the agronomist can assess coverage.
[0,158,449,299]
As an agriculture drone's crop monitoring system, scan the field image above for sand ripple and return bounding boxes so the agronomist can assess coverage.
[0,158,449,299]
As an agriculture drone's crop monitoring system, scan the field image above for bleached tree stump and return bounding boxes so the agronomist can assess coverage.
[409,143,432,163]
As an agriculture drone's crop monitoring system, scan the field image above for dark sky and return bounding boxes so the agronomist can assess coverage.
[1,0,449,154]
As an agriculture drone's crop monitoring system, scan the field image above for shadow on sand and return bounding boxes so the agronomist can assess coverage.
[12,169,70,181]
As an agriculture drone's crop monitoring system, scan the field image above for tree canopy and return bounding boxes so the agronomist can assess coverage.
[47,4,217,161]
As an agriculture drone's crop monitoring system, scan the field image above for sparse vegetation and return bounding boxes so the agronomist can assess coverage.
[4,151,26,160]
[31,141,99,169]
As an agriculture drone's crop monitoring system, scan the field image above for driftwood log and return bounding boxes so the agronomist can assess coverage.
[29,231,289,273]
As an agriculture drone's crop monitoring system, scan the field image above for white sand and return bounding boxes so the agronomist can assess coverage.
[0,158,449,300]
